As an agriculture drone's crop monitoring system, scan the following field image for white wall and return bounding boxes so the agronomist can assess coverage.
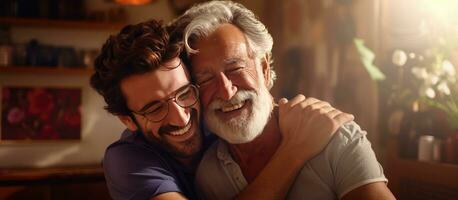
[0,0,175,168]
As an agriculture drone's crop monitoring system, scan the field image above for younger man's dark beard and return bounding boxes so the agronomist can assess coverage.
[135,109,202,159]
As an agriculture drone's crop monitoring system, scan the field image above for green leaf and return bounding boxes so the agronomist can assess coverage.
[353,38,386,81]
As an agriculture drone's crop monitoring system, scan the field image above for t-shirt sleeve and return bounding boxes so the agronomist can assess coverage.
[329,121,388,199]
[103,144,182,200]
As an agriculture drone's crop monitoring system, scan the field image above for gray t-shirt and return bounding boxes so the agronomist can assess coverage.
[195,121,388,200]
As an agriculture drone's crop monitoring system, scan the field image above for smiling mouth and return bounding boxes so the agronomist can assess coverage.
[168,121,192,136]
[220,100,247,113]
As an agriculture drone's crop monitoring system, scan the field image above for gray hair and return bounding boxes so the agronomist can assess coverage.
[170,1,276,89]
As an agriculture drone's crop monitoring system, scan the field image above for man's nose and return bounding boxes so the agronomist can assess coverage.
[166,101,190,127]
[216,72,237,100]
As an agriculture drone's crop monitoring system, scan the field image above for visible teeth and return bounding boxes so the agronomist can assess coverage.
[169,122,191,136]
[221,101,245,112]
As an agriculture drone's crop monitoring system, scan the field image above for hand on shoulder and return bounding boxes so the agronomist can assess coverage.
[277,94,354,161]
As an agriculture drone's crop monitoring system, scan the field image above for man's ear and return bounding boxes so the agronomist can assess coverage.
[261,55,271,87]
[118,115,138,132]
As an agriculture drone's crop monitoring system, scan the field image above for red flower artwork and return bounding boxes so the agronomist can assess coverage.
[27,89,55,122]
[7,107,25,125]
[1,87,81,141]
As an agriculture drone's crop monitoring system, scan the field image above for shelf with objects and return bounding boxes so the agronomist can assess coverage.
[0,17,125,30]
[0,40,99,75]
[0,65,94,75]
[0,20,105,74]
[385,139,458,199]
[0,1,127,74]
[0,0,127,30]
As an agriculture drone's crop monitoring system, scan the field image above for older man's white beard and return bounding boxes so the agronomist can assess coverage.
[204,86,273,144]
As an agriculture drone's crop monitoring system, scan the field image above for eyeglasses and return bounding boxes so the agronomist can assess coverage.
[131,84,199,123]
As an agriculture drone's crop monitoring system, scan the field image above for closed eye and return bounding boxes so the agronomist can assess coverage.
[227,67,244,73]
[225,67,246,79]
[196,75,214,86]
[177,87,192,101]
[143,104,163,115]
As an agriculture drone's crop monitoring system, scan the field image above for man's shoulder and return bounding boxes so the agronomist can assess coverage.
[104,143,176,183]
[322,121,368,155]
[106,129,140,148]
[334,121,367,145]
[106,129,161,156]
[295,121,386,198]
[104,140,162,166]
[103,129,173,179]
[103,130,185,200]
[305,121,372,177]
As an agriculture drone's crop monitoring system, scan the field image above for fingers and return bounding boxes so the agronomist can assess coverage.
[279,94,306,114]
[333,112,355,124]
[317,105,335,114]
[326,109,341,119]
[279,95,353,125]
[304,100,330,111]
[288,94,306,107]
[278,98,288,105]
[327,111,354,129]
[311,104,353,126]
[281,96,333,120]
[298,98,320,109]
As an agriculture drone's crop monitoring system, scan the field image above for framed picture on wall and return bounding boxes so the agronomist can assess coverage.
[1,86,81,142]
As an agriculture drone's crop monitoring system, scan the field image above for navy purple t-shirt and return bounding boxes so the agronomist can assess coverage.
[103,129,206,200]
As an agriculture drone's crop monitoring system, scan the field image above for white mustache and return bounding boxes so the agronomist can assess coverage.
[208,90,256,110]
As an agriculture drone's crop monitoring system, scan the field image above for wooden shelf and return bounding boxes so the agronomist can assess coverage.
[0,17,125,30]
[385,139,458,199]
[0,66,94,75]
[0,165,104,185]
[388,156,458,187]
[0,165,110,200]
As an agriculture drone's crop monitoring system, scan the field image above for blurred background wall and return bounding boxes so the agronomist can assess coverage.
[0,0,433,169]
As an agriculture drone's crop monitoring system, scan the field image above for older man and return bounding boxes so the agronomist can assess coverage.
[170,1,396,199]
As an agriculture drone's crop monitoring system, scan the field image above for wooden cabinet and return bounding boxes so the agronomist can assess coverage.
[0,166,111,200]
[385,140,458,199]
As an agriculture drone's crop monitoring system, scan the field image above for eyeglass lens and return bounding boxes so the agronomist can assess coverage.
[144,85,198,122]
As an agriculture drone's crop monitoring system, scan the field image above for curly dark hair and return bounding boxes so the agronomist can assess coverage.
[90,20,183,116]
